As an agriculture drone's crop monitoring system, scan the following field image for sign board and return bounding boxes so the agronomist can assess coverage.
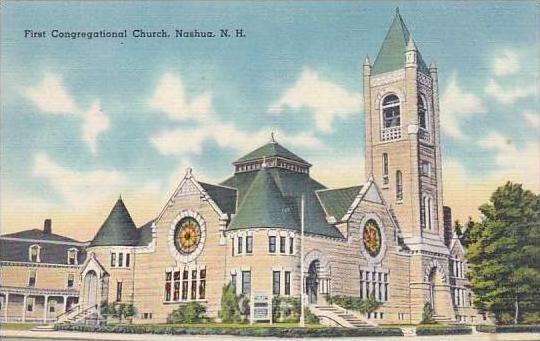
[250,292,272,324]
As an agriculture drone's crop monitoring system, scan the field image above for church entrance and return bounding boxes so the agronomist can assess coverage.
[306,260,319,304]
[83,270,98,309]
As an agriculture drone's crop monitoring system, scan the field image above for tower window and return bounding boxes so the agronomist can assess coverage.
[396,170,403,201]
[423,195,433,230]
[421,161,431,177]
[382,95,401,128]
[418,95,428,130]
[382,153,389,185]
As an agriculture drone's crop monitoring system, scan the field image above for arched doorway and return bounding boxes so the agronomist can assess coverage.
[306,260,319,304]
[83,270,98,309]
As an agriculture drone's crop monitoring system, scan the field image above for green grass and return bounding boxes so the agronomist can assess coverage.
[1,323,38,330]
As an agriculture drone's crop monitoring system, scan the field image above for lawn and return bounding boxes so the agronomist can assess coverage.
[1,323,38,330]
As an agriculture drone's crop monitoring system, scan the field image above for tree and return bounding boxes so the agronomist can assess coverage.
[421,302,435,324]
[218,282,241,323]
[465,182,540,324]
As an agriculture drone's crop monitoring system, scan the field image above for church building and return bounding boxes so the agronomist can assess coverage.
[0,10,484,326]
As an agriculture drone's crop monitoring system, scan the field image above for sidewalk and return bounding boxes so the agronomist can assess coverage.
[2,329,540,341]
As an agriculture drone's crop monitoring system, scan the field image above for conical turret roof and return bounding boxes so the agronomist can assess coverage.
[90,197,139,247]
[372,9,428,75]
[228,167,298,230]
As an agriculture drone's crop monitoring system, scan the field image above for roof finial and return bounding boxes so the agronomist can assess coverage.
[270,131,277,144]
[364,55,370,66]
[118,194,122,201]
[396,6,400,15]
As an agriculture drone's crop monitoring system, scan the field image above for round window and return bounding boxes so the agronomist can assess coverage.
[363,219,382,257]
[174,217,202,255]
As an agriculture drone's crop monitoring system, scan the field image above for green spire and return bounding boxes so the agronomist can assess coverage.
[90,197,139,246]
[372,10,428,75]
[228,167,298,230]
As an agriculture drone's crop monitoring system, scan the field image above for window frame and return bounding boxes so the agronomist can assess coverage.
[67,248,78,265]
[241,270,251,295]
[268,236,276,253]
[246,235,253,254]
[28,269,37,287]
[28,245,41,263]
[272,271,280,295]
[396,170,403,202]
[381,94,401,129]
[284,271,291,295]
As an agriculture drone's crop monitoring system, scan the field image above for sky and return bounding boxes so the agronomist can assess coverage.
[1,1,539,241]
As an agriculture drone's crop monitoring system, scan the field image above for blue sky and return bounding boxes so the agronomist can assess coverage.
[1,1,538,239]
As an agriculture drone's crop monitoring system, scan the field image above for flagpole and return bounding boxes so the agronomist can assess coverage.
[299,194,305,327]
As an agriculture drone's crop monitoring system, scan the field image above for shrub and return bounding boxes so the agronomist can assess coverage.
[100,303,137,323]
[167,302,206,324]
[326,295,381,314]
[304,306,320,324]
[420,302,435,324]
[272,296,302,322]
[218,282,241,323]
[416,325,472,335]
[55,323,403,337]
[476,324,540,333]
[523,312,540,324]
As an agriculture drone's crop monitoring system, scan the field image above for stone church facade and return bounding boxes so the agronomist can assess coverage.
[1,11,485,325]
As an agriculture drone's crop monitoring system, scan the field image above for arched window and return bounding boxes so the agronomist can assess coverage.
[29,245,40,263]
[396,170,403,201]
[418,95,428,130]
[382,153,389,185]
[423,195,433,230]
[382,95,401,128]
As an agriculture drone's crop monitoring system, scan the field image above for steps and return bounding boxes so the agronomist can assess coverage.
[56,304,98,325]
[30,324,55,331]
[310,305,376,328]
[433,314,454,323]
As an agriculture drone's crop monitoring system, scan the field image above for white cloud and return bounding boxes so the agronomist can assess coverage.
[25,73,79,115]
[440,73,486,139]
[477,131,540,192]
[484,79,535,104]
[151,121,324,157]
[310,153,365,188]
[33,152,126,207]
[24,74,110,154]
[493,49,520,76]
[522,110,540,129]
[82,101,110,154]
[268,68,362,133]
[148,73,212,121]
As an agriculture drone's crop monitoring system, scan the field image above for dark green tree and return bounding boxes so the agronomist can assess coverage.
[218,282,241,323]
[466,182,540,324]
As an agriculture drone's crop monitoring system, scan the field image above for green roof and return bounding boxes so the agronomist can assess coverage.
[235,141,310,165]
[372,10,428,75]
[228,168,298,230]
[222,167,343,238]
[199,182,237,214]
[316,186,362,220]
[90,198,139,247]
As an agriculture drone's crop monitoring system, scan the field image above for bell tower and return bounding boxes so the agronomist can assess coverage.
[363,9,447,253]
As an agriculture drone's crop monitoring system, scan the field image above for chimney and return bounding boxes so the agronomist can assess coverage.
[44,219,52,234]
[443,206,452,247]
